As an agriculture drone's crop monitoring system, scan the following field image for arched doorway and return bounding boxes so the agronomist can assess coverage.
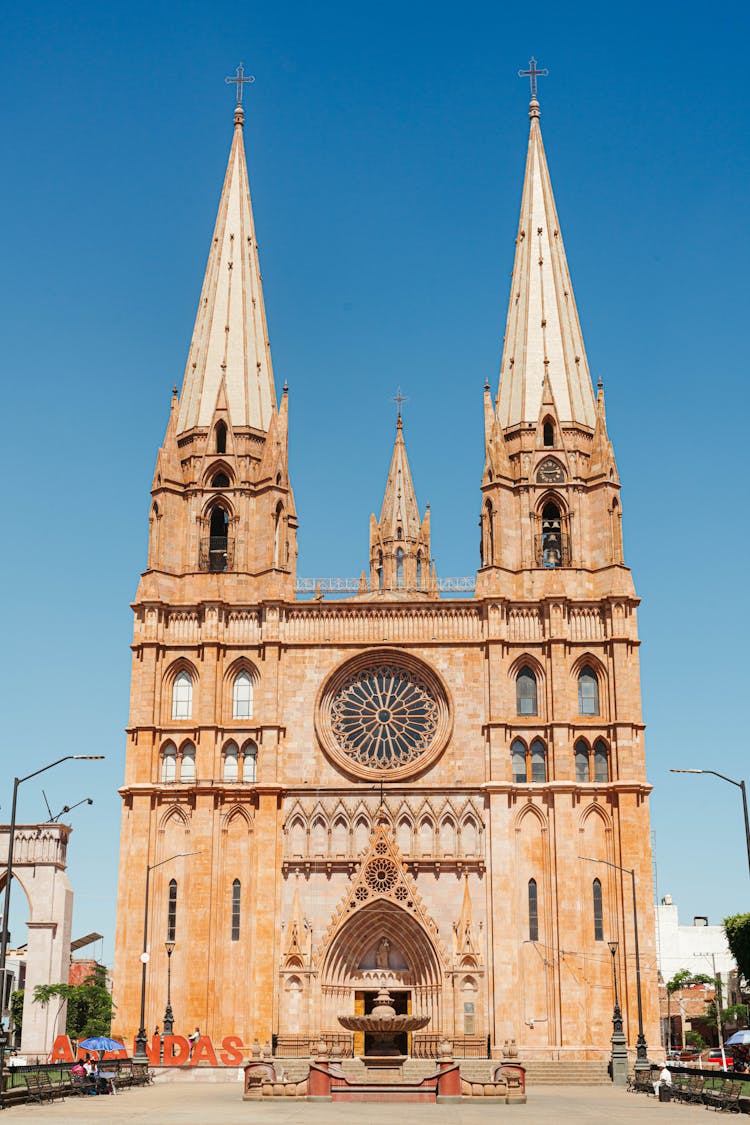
[320,899,444,1052]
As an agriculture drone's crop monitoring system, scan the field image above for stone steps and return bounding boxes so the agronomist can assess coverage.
[272,1056,611,1086]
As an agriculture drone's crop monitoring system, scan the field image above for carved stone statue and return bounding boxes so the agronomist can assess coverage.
[375,937,391,969]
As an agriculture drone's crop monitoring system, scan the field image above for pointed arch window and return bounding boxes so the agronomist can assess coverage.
[167,879,177,942]
[161,742,177,783]
[273,503,284,567]
[485,500,495,566]
[396,548,404,588]
[511,739,527,783]
[528,878,539,941]
[208,505,230,572]
[377,551,384,590]
[232,670,253,720]
[215,421,227,454]
[211,471,230,488]
[180,741,195,782]
[516,667,538,716]
[416,552,423,589]
[223,741,239,782]
[592,878,604,941]
[575,740,590,783]
[172,671,192,720]
[541,502,562,568]
[593,739,609,783]
[578,666,600,716]
[231,879,241,941]
[543,419,555,447]
[530,738,547,783]
[242,740,257,783]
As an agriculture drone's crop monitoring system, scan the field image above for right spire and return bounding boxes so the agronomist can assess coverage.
[496,82,597,430]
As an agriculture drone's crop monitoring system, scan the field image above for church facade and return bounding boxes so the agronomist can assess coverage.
[113,88,659,1061]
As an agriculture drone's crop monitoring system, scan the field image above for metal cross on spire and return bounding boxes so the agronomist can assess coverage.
[518,56,549,100]
[225,62,255,106]
[392,387,409,421]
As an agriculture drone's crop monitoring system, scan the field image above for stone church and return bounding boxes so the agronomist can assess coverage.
[113,84,659,1062]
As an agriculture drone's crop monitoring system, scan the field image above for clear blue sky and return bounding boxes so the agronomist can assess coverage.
[1,0,748,969]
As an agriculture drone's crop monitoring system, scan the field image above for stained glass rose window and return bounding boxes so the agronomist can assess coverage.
[316,652,451,780]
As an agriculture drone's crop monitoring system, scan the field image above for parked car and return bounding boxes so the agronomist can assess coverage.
[701,1048,734,1069]
[667,1046,699,1061]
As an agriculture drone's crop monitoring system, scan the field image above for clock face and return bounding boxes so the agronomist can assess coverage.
[317,652,452,780]
[536,457,565,484]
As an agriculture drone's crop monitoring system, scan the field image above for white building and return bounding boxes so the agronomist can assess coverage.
[657,895,737,996]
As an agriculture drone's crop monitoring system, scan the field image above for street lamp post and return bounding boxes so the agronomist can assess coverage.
[133,853,198,1063]
[608,940,628,1085]
[670,770,750,879]
[0,755,105,1109]
[580,856,649,1071]
[163,942,175,1036]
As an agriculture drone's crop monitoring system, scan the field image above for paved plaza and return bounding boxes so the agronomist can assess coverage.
[0,1083,729,1123]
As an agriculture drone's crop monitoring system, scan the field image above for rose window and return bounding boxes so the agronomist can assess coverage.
[329,663,439,769]
[364,857,398,894]
[317,652,452,781]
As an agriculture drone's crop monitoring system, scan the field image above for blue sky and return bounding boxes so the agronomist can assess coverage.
[1,0,748,970]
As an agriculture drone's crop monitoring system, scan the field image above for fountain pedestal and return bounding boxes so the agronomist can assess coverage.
[337,984,429,1076]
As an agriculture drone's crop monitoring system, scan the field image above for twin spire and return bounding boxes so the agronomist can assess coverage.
[176,94,276,435]
[495,93,597,429]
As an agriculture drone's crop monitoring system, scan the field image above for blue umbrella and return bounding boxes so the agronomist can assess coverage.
[78,1036,125,1053]
[725,1031,750,1047]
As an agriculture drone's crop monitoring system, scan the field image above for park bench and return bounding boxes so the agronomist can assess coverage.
[627,1068,656,1095]
[703,1078,743,1113]
[24,1070,66,1103]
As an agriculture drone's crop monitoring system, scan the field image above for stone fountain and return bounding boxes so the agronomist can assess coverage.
[338,984,430,1069]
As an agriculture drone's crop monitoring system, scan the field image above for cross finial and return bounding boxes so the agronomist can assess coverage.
[392,387,409,424]
[225,62,255,107]
[518,56,549,101]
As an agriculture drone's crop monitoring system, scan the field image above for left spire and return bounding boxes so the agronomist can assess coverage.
[176,65,277,435]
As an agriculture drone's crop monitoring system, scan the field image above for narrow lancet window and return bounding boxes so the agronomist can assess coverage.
[593,878,604,941]
[215,421,227,454]
[528,878,539,941]
[161,742,177,783]
[594,740,609,783]
[167,879,177,942]
[511,739,527,783]
[233,670,253,720]
[180,741,195,782]
[224,741,239,782]
[396,548,404,588]
[578,666,600,715]
[208,505,230,572]
[516,667,538,716]
[172,671,192,720]
[543,419,554,447]
[530,739,547,783]
[575,740,590,783]
[231,879,241,941]
[242,740,258,783]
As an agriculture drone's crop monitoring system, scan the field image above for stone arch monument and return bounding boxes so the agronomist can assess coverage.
[1,824,74,1057]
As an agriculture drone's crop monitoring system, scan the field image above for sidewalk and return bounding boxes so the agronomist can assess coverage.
[0,1083,718,1122]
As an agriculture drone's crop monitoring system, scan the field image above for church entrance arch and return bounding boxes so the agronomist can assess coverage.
[320,898,444,1048]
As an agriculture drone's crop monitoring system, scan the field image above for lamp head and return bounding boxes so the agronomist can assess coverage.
[608,940,618,956]
[165,941,176,955]
[670,769,703,774]
[73,756,106,761]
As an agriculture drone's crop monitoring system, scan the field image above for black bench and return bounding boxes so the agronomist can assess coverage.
[703,1078,743,1113]
[24,1070,66,1103]
[132,1063,153,1086]
[627,1068,656,1095]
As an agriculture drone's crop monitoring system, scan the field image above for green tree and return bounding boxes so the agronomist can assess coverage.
[724,914,750,982]
[665,970,715,1047]
[10,990,24,1037]
[33,966,114,1039]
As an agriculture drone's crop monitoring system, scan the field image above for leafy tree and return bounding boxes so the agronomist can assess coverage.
[723,1004,750,1028]
[666,969,714,994]
[33,966,114,1039]
[724,914,750,983]
[10,990,24,1036]
[686,1029,705,1049]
